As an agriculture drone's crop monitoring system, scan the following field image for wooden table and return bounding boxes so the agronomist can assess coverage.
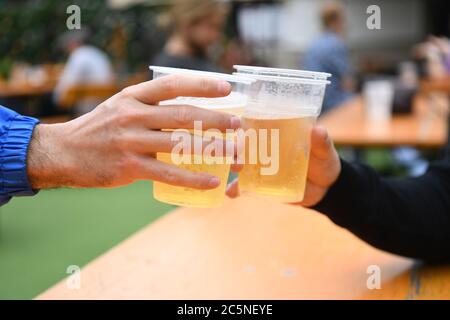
[0,65,62,98]
[319,95,449,147]
[37,196,450,300]
[420,77,450,94]
[0,82,56,98]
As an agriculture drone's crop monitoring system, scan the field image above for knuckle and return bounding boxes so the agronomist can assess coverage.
[172,105,193,126]
[192,176,208,189]
[117,153,139,173]
[160,74,181,94]
[120,86,135,99]
[199,77,212,92]
[111,126,133,151]
[115,103,139,127]
[159,167,179,184]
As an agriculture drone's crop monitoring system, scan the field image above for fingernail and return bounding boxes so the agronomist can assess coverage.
[209,176,221,187]
[315,125,328,138]
[218,81,231,95]
[230,116,241,129]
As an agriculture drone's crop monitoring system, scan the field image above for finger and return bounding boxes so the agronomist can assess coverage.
[310,126,335,161]
[295,181,327,208]
[138,157,222,190]
[226,178,240,198]
[132,130,236,157]
[125,74,232,105]
[144,104,241,132]
[308,126,341,187]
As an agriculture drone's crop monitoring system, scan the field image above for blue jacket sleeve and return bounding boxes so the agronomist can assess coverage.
[0,105,40,206]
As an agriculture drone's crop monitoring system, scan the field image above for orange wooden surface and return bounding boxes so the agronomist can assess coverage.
[0,64,62,98]
[0,81,56,97]
[420,77,450,94]
[319,95,449,147]
[36,196,450,300]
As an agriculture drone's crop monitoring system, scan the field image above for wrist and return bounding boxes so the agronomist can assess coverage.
[26,123,75,189]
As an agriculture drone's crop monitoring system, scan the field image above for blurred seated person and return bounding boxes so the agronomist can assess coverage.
[152,0,228,72]
[413,35,450,79]
[53,29,115,114]
[304,2,355,113]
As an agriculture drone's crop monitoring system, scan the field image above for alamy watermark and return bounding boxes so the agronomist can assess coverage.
[169,121,280,176]
[366,265,381,290]
[366,5,381,30]
[66,4,81,30]
[66,265,81,290]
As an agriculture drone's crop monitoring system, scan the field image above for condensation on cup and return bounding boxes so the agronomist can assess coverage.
[149,66,255,208]
[233,65,331,203]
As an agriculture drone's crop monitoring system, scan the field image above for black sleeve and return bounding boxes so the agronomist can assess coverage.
[312,152,450,263]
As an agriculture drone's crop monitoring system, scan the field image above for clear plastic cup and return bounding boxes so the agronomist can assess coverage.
[149,66,254,208]
[233,66,330,203]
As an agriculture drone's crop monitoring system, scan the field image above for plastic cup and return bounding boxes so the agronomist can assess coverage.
[234,65,330,203]
[149,66,254,208]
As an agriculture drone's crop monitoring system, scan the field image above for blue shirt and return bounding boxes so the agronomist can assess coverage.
[304,32,353,113]
[0,106,40,206]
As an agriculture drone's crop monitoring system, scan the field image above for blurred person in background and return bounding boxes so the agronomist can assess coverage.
[413,35,450,79]
[53,29,114,110]
[152,0,229,72]
[304,1,355,113]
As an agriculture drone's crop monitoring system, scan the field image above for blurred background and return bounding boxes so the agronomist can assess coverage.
[0,0,449,299]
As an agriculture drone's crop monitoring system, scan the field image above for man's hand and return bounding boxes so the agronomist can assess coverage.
[27,74,240,190]
[226,126,341,207]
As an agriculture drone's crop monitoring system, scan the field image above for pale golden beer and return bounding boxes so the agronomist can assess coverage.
[153,128,233,208]
[149,66,254,208]
[153,107,241,208]
[154,153,231,208]
[239,115,315,203]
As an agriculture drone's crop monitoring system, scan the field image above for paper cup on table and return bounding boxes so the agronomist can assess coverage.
[363,80,395,123]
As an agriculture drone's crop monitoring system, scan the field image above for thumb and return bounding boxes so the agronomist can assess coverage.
[307,126,341,187]
[311,126,334,160]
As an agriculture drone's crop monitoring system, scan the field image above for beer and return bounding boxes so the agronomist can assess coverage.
[154,152,231,208]
[149,66,254,208]
[239,114,315,203]
[153,106,241,208]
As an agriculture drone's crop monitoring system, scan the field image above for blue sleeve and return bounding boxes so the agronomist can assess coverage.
[0,105,40,206]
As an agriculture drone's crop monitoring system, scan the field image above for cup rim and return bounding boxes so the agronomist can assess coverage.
[233,65,331,80]
[149,66,256,85]
[233,72,330,85]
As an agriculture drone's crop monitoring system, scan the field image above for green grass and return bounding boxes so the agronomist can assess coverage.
[0,181,175,299]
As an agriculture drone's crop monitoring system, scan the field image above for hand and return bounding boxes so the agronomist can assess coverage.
[226,126,341,207]
[27,74,240,190]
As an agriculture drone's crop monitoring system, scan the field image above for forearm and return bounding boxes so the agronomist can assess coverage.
[313,159,450,262]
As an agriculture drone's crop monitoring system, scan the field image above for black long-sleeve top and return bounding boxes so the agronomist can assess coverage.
[313,146,450,263]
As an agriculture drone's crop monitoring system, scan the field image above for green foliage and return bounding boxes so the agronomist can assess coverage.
[0,0,166,76]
